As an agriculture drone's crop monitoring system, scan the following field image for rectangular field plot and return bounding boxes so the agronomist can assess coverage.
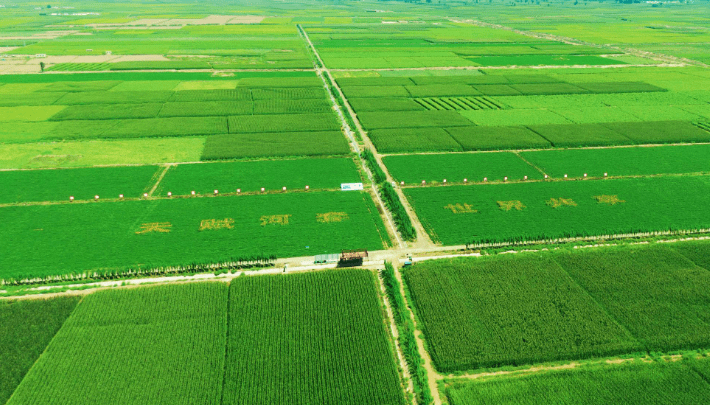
[156,158,361,195]
[404,175,710,245]
[201,131,350,160]
[383,152,542,185]
[554,245,710,351]
[403,255,638,372]
[0,137,205,170]
[0,165,160,203]
[7,283,228,405]
[0,191,389,281]
[520,144,710,178]
[228,113,340,133]
[0,297,80,405]
[527,124,634,148]
[445,126,551,151]
[223,270,405,405]
[445,362,710,405]
[369,128,463,154]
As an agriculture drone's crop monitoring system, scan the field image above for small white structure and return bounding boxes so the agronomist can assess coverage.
[167,192,172,197]
[214,190,219,195]
[191,190,196,195]
[69,196,74,202]
[119,194,124,199]
[94,195,99,200]
[341,183,364,191]
[143,193,148,198]
[282,187,287,191]
[305,186,309,191]
[105,51,112,55]
[237,188,241,194]
[261,187,265,192]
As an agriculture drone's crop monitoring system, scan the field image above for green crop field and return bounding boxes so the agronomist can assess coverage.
[403,254,639,372]
[223,270,405,405]
[554,246,710,352]
[405,175,710,245]
[0,191,389,282]
[156,158,361,195]
[445,362,710,405]
[8,283,229,405]
[0,297,81,404]
[383,152,543,185]
[0,165,160,203]
[3,2,710,403]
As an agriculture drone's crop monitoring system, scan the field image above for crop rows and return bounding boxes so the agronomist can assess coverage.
[4,271,404,405]
[404,242,710,373]
[8,283,229,405]
[404,175,710,246]
[414,96,502,111]
[445,361,710,405]
[223,270,405,405]
[0,191,389,282]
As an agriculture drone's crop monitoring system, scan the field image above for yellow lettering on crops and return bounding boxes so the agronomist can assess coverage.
[260,214,291,226]
[497,200,526,211]
[199,218,235,231]
[135,222,172,234]
[594,195,625,205]
[317,212,349,223]
[444,203,478,214]
[546,198,577,209]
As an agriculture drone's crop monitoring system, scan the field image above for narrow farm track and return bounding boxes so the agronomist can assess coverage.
[299,25,435,250]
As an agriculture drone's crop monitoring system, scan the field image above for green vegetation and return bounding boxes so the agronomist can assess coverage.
[0,192,388,282]
[156,158,361,195]
[382,182,416,242]
[521,144,710,178]
[383,152,542,184]
[0,165,160,203]
[222,270,405,405]
[8,283,228,405]
[0,296,81,404]
[555,246,710,352]
[201,132,350,160]
[404,175,710,245]
[382,263,433,405]
[403,255,638,372]
[445,362,710,405]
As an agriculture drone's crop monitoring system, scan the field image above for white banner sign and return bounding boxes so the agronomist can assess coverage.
[341,183,364,191]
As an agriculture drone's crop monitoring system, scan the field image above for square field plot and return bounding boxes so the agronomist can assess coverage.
[223,270,405,405]
[0,191,389,281]
[7,283,228,405]
[555,245,710,351]
[0,297,81,405]
[403,255,638,372]
[404,175,710,245]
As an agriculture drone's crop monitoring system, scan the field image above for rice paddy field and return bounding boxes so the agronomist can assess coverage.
[2,0,710,404]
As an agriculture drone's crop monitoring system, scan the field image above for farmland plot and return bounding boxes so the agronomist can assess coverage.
[7,283,228,405]
[403,255,638,372]
[520,144,710,178]
[383,152,542,185]
[404,175,710,245]
[554,245,710,351]
[222,270,405,405]
[0,297,80,404]
[0,165,160,204]
[201,131,350,160]
[156,158,361,195]
[0,191,388,281]
[445,362,710,405]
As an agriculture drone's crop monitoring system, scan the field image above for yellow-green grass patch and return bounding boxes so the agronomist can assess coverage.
[0,106,67,122]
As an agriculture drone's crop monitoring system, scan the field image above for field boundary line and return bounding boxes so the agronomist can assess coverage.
[512,151,549,178]
[376,269,416,404]
[147,164,174,196]
[395,262,443,405]
[298,25,434,250]
[298,24,406,249]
